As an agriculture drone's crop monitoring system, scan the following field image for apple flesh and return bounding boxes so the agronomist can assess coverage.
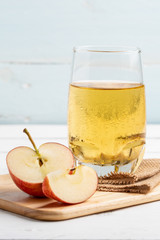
[42,165,98,204]
[6,143,74,197]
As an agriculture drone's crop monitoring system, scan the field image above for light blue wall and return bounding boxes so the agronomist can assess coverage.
[0,0,159,124]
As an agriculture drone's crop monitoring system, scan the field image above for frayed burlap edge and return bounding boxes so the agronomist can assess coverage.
[97,159,160,194]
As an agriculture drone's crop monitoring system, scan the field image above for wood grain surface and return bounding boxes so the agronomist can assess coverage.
[0,174,160,221]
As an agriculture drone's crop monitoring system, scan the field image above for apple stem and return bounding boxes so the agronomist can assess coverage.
[23,128,43,167]
[69,168,76,175]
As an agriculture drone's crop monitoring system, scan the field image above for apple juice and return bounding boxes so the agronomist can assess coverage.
[68,81,146,171]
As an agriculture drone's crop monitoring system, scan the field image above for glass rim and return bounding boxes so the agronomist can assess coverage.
[73,45,141,53]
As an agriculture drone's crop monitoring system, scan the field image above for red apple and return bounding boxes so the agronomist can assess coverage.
[6,129,74,197]
[42,165,98,204]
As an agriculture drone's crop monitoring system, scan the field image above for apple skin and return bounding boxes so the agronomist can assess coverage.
[42,174,98,204]
[6,146,45,197]
[42,176,63,202]
[8,169,44,197]
[6,144,75,197]
[42,166,98,204]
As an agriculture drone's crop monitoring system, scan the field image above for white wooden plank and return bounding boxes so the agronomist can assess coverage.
[0,0,159,124]
[0,153,8,175]
[0,63,159,124]
[0,64,71,124]
[0,138,68,153]
[144,152,160,159]
[145,139,160,153]
[0,124,158,139]
[0,138,159,155]
[0,0,159,64]
[0,125,67,138]
[0,200,160,239]
[147,124,160,138]
[0,124,159,139]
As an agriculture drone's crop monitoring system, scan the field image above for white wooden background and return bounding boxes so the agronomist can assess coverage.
[0,0,160,124]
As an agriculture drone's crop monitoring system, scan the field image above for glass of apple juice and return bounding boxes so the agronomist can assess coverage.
[68,46,146,176]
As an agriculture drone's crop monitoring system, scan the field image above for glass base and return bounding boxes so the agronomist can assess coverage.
[76,158,140,177]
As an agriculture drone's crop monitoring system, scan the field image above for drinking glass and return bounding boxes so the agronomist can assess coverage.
[68,46,146,176]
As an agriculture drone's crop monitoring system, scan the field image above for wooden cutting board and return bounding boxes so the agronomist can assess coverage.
[0,174,160,221]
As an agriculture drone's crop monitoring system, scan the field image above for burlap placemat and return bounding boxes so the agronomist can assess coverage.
[98,159,160,194]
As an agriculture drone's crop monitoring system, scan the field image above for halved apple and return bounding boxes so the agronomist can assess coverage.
[42,165,98,204]
[6,129,74,197]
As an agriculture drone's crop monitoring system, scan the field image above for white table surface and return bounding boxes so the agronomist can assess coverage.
[0,124,160,240]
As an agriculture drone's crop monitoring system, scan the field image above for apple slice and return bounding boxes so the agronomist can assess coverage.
[6,129,74,197]
[42,165,98,204]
